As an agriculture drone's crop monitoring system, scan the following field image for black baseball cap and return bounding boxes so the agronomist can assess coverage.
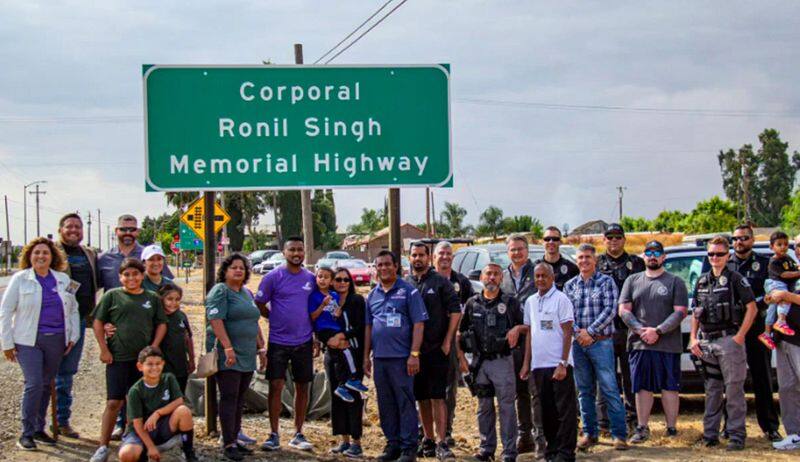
[644,240,664,253]
[604,223,625,237]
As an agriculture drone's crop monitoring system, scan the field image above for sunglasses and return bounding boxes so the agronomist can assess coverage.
[543,237,561,242]
[731,236,751,242]
[644,250,663,257]
[606,235,624,240]
[334,277,351,283]
[707,252,729,258]
[117,227,137,232]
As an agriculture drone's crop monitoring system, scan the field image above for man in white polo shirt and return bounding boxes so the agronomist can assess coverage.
[520,262,578,462]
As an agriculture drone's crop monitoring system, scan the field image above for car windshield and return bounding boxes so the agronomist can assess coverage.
[326,251,349,259]
[337,259,366,268]
[490,251,511,268]
[664,254,705,293]
[268,253,285,262]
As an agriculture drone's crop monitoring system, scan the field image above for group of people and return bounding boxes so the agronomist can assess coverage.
[3,215,800,462]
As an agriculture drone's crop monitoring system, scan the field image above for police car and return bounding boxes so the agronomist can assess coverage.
[665,240,796,390]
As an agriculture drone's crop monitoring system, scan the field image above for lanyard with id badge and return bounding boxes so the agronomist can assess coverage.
[386,307,402,328]
[538,297,554,331]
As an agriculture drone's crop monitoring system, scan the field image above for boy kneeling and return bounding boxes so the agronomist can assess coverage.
[119,346,198,462]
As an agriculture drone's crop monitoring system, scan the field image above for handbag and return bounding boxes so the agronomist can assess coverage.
[196,339,219,378]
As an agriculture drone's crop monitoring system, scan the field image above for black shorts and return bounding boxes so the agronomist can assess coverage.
[316,329,341,345]
[266,341,314,383]
[414,348,448,400]
[120,416,175,447]
[106,360,142,401]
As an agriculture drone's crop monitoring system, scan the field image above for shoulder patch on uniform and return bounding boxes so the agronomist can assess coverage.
[208,308,219,316]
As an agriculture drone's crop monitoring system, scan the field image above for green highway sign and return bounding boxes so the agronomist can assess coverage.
[143,65,451,191]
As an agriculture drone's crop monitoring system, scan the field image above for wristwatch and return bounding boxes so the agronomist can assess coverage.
[655,327,664,336]
[410,351,420,358]
[558,360,568,368]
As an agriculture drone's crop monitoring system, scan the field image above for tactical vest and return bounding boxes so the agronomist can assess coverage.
[467,293,515,357]
[695,272,744,332]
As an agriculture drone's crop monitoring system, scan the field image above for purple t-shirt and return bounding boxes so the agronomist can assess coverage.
[36,272,65,334]
[255,265,315,346]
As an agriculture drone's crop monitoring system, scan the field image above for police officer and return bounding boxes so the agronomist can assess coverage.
[499,234,536,454]
[596,223,644,433]
[689,236,758,451]
[727,224,782,442]
[433,241,475,447]
[458,263,527,462]
[533,226,579,291]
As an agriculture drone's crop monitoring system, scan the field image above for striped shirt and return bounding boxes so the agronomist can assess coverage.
[563,271,618,337]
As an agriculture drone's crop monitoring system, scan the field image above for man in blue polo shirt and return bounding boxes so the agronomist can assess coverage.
[364,250,428,462]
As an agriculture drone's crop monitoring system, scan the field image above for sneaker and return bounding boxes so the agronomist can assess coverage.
[289,432,313,451]
[398,448,417,462]
[335,385,356,403]
[16,436,36,451]
[473,451,494,461]
[666,427,678,437]
[331,442,351,454]
[758,332,777,350]
[445,433,455,447]
[110,425,124,441]
[237,443,254,454]
[377,445,402,461]
[224,445,244,461]
[435,441,455,461]
[261,432,280,451]
[53,424,79,439]
[577,434,598,451]
[32,431,57,446]
[417,438,436,458]
[613,438,629,450]
[629,425,650,444]
[766,430,783,442]
[702,437,720,447]
[90,445,111,462]
[516,434,535,454]
[774,321,796,336]
[344,443,364,458]
[345,379,368,393]
[773,433,800,451]
[726,440,745,451]
[238,430,258,445]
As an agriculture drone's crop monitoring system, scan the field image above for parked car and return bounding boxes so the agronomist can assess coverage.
[315,257,339,271]
[254,252,286,274]
[248,249,280,266]
[325,250,351,260]
[335,259,372,285]
[453,244,575,292]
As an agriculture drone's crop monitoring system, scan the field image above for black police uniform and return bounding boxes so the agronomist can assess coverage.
[727,252,780,435]
[445,270,475,438]
[596,252,645,430]
[533,256,579,292]
[693,267,755,444]
[499,261,536,448]
[405,269,461,401]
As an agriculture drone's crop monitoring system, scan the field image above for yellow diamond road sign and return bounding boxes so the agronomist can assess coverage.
[180,197,231,240]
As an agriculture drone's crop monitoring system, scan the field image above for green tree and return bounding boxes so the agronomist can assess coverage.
[652,210,687,232]
[225,192,272,252]
[277,191,302,245]
[530,218,544,238]
[312,190,340,249]
[679,196,738,234]
[347,208,387,234]
[477,206,504,239]
[503,215,534,234]
[718,129,800,226]
[780,190,800,236]
[620,216,651,232]
[439,202,468,237]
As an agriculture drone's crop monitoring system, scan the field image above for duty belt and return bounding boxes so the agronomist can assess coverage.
[477,351,511,361]
[699,327,738,341]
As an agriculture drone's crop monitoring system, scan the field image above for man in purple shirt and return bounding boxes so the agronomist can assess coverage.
[255,237,316,452]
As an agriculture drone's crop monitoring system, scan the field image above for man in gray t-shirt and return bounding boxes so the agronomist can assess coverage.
[618,240,688,443]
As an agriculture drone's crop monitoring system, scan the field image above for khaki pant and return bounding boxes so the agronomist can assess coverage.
[698,335,747,442]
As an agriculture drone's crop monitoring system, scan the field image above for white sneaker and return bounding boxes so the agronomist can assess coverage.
[773,434,800,451]
[288,433,313,451]
[90,445,111,462]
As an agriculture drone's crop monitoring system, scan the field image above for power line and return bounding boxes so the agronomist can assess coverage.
[323,0,410,64]
[0,115,140,124]
[314,0,396,64]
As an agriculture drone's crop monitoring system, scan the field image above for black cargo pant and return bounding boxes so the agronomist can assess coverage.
[512,341,534,439]
[597,328,637,430]
[531,367,578,462]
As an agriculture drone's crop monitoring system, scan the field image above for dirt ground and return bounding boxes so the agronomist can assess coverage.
[0,273,798,461]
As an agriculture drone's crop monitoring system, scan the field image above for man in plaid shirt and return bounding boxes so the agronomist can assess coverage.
[563,243,629,451]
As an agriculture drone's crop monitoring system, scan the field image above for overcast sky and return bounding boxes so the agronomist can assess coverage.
[2,1,800,247]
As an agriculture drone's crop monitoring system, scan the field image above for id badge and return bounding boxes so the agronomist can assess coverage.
[66,280,81,295]
[386,313,402,328]
[540,320,554,331]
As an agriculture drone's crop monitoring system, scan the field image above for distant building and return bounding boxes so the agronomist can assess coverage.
[569,220,609,236]
[342,223,426,260]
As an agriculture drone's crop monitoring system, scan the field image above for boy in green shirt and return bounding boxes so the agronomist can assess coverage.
[118,346,197,462]
[90,258,168,462]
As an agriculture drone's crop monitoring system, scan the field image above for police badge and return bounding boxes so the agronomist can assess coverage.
[453,282,460,293]
[657,286,668,296]
[626,261,633,270]
[752,261,760,272]
[497,303,507,314]
[560,265,568,275]
[719,275,727,286]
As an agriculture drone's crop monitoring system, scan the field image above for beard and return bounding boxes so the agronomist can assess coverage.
[646,261,663,270]
[484,283,499,292]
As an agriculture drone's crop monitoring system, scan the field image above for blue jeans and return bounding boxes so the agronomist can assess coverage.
[765,279,790,327]
[55,319,86,426]
[17,333,66,437]
[572,338,627,440]
[373,358,418,451]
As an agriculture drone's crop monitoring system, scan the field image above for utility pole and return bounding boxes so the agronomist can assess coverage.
[616,186,626,222]
[86,211,93,247]
[4,195,10,274]
[430,189,437,236]
[388,188,401,273]
[97,209,102,251]
[23,180,46,242]
[203,191,218,435]
[107,225,111,250]
[425,187,431,237]
[29,183,47,237]
[295,43,315,256]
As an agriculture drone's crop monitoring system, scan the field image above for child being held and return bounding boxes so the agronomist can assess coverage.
[309,267,368,403]
[118,346,197,462]
[158,283,195,393]
[759,231,799,350]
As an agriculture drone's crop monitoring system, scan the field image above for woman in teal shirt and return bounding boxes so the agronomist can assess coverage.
[206,254,265,461]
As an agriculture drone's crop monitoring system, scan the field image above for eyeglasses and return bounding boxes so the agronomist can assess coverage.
[543,237,561,242]
[334,277,351,283]
[606,235,624,241]
[707,252,729,258]
[117,227,137,232]
[644,250,663,257]
[731,236,751,242]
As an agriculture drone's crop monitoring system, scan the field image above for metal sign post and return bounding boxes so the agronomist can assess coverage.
[202,191,218,434]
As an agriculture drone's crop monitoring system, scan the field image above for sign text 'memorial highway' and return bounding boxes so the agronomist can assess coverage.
[143,65,451,191]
